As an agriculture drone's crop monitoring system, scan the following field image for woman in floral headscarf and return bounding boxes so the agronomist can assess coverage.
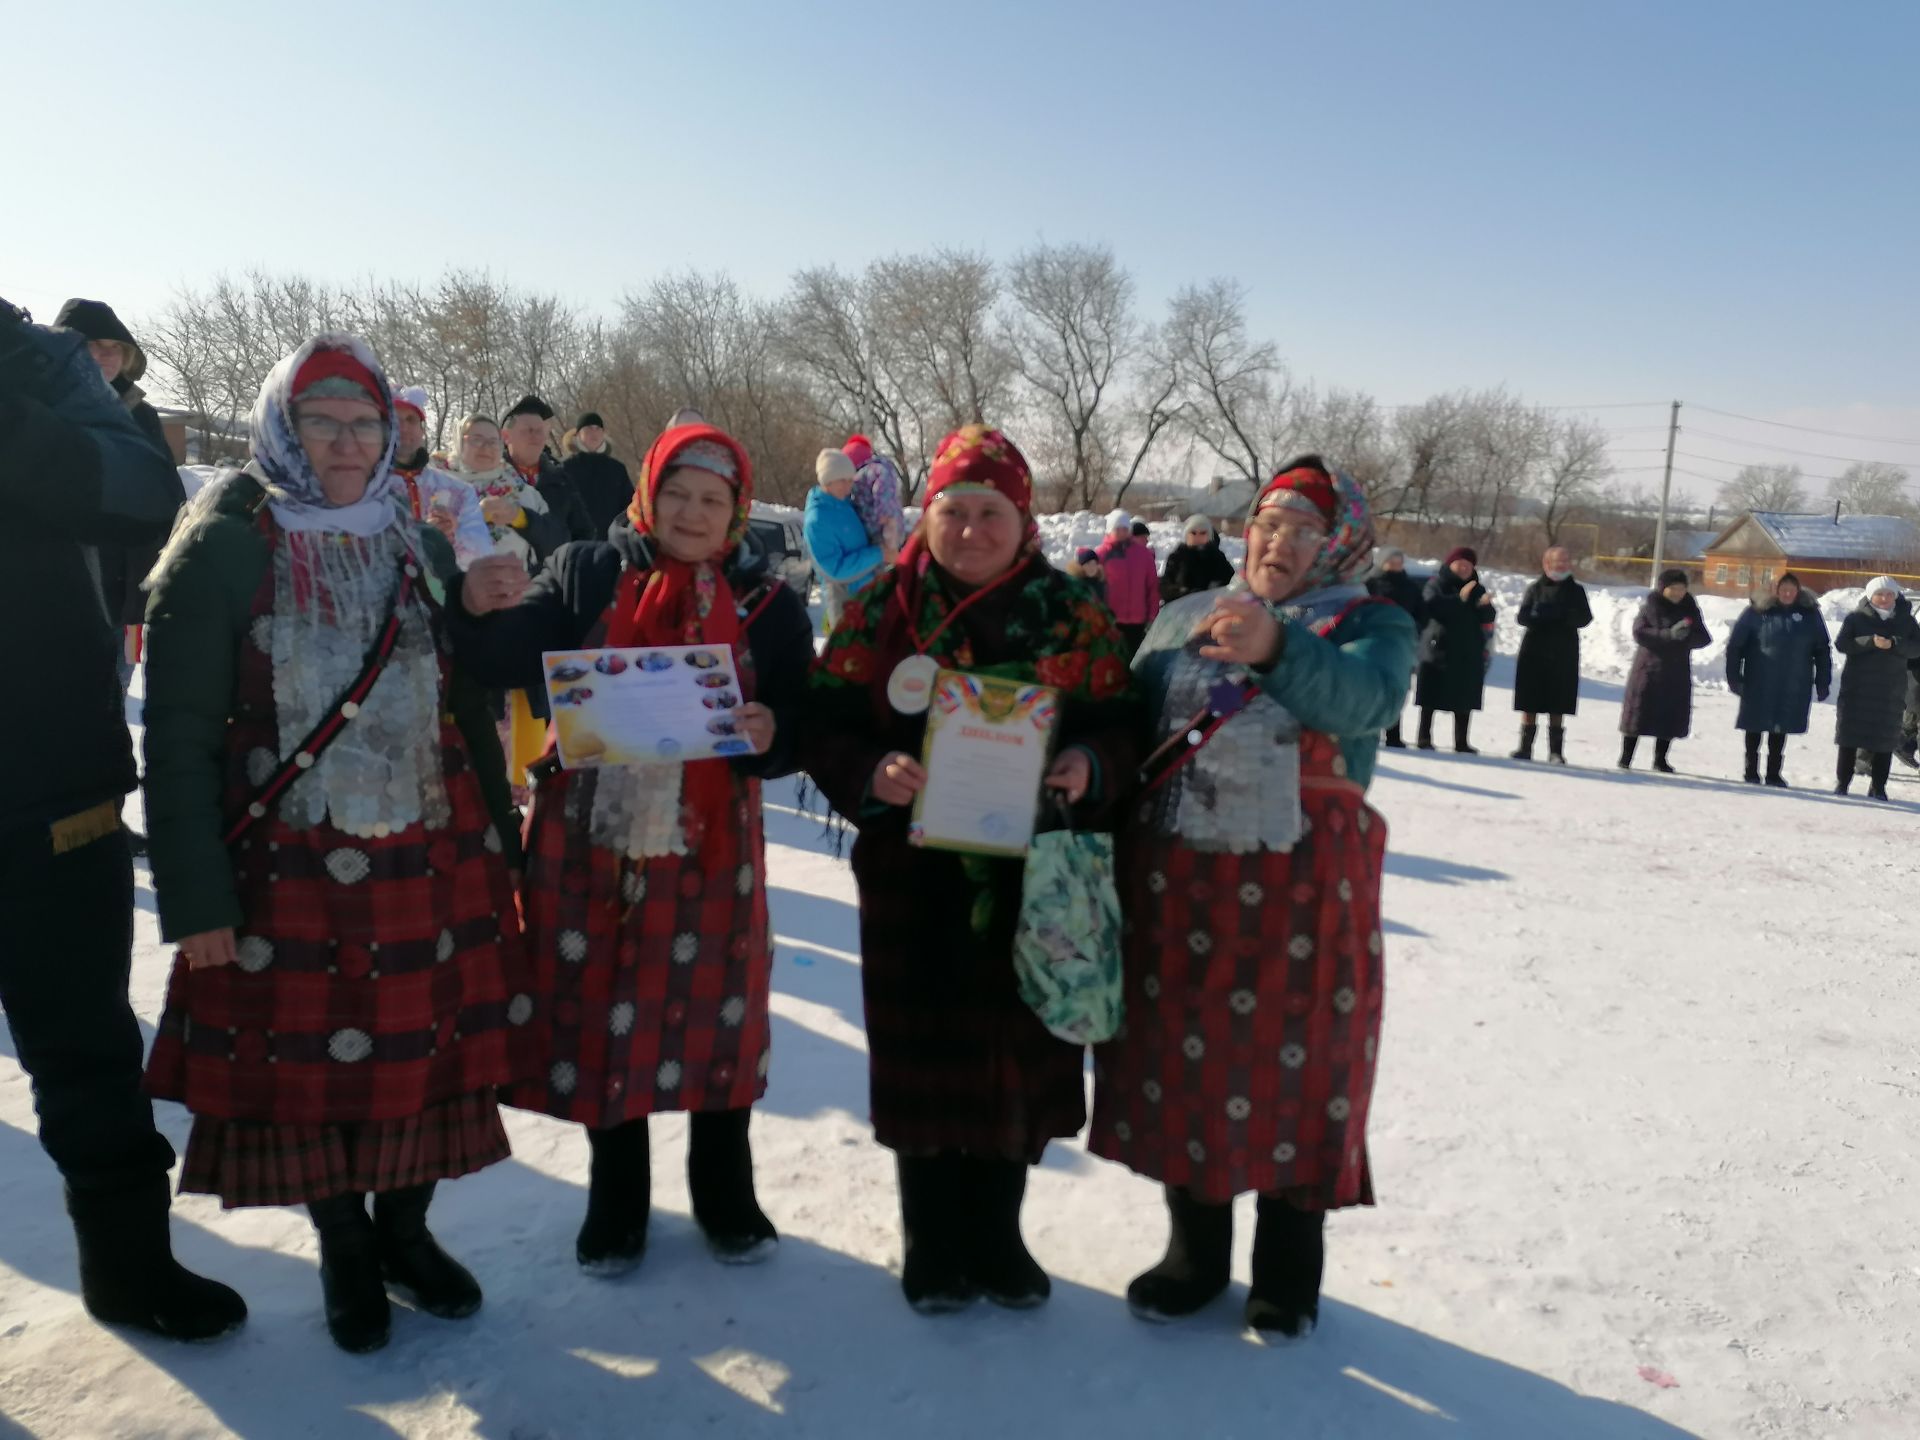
[141,336,529,1353]
[447,421,814,1277]
[1089,455,1416,1340]
[803,425,1141,1316]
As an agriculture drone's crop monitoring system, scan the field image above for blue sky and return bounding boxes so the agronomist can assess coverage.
[7,0,1918,496]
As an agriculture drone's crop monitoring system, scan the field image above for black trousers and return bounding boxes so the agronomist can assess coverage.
[0,816,174,1192]
[1837,747,1892,790]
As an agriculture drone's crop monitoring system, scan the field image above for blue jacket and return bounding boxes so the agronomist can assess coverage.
[803,486,883,590]
[1726,592,1831,735]
[1135,591,1416,790]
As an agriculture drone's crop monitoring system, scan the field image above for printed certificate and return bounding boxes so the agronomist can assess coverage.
[541,645,748,768]
[910,671,1060,857]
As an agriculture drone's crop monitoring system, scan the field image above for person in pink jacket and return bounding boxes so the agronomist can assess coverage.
[1094,509,1160,654]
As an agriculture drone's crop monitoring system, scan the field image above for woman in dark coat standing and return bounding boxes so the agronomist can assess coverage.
[1158,515,1237,604]
[1510,545,1593,764]
[804,425,1140,1316]
[1725,572,1830,788]
[447,422,815,1275]
[1620,569,1711,772]
[1366,547,1425,748]
[1832,578,1920,800]
[1414,546,1495,753]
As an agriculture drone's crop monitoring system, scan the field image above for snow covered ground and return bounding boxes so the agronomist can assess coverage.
[2,557,1916,1439]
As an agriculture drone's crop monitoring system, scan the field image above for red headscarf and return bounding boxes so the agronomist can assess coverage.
[289,348,389,415]
[609,423,755,858]
[895,424,1038,581]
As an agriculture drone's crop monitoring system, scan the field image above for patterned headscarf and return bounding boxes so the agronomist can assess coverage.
[1251,455,1376,594]
[627,423,753,551]
[251,333,403,538]
[925,424,1033,512]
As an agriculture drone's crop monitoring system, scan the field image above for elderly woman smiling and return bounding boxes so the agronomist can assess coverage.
[1090,456,1416,1340]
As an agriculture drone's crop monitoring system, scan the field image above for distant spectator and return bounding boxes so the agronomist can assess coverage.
[394,386,491,567]
[501,394,593,542]
[1414,546,1496,753]
[1365,547,1425,748]
[805,448,886,627]
[1095,509,1160,654]
[1726,572,1829,788]
[1619,569,1710,773]
[1832,578,1920,800]
[1510,545,1594,764]
[1067,546,1107,605]
[1158,515,1236,604]
[561,410,636,539]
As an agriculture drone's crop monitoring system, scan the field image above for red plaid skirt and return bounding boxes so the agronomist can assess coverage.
[146,559,530,1132]
[178,1090,510,1208]
[1090,732,1385,1207]
[504,774,773,1127]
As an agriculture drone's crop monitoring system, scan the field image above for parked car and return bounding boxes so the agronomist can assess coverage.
[746,504,813,597]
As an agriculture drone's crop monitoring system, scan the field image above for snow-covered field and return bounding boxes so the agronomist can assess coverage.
[2,549,1915,1439]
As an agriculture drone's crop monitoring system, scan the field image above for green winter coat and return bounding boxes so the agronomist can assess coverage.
[141,473,520,941]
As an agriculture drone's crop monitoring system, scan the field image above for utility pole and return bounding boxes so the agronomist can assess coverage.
[1650,400,1682,588]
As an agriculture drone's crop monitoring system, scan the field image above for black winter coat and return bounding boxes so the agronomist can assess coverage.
[1365,567,1427,630]
[444,526,815,782]
[561,448,635,541]
[1158,538,1236,604]
[525,452,595,545]
[1832,597,1920,752]
[1621,592,1710,738]
[1415,570,1495,713]
[1725,592,1830,735]
[95,378,175,625]
[1512,575,1594,716]
[0,304,185,830]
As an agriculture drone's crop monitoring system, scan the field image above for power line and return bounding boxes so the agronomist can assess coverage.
[1687,404,1920,450]
[1683,427,1918,468]
[1676,452,1853,485]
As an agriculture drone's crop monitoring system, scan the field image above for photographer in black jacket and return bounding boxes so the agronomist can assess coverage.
[0,296,244,1341]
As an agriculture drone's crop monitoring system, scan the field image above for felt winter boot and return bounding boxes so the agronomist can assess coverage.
[898,1154,976,1315]
[1743,733,1763,785]
[1416,709,1437,751]
[960,1158,1049,1309]
[1244,1196,1325,1340]
[1453,713,1478,755]
[577,1119,650,1277]
[1652,738,1676,775]
[308,1193,390,1354]
[1509,723,1537,762]
[1618,735,1637,770]
[1126,1186,1234,1323]
[1547,723,1568,765]
[1765,734,1789,789]
[373,1183,481,1319]
[66,1178,247,1343]
[688,1108,779,1264]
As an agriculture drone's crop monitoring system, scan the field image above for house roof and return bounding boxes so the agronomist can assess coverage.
[1674,530,1719,560]
[1708,510,1920,560]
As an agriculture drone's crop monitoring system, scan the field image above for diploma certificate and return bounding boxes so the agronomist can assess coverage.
[541,645,748,768]
[909,670,1060,857]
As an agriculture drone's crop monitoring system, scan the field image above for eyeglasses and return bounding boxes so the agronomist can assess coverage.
[1248,519,1328,547]
[296,414,387,447]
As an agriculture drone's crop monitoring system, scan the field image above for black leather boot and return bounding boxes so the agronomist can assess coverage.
[1453,713,1478,755]
[1765,734,1789,789]
[960,1157,1049,1309]
[688,1109,778,1264]
[898,1154,976,1315]
[1652,738,1676,774]
[1416,709,1436,751]
[1126,1186,1233,1323]
[1547,723,1568,765]
[374,1183,481,1319]
[1619,735,1637,770]
[1245,1196,1325,1340]
[308,1193,390,1354]
[67,1177,247,1343]
[1382,723,1406,750]
[1509,723,1536,761]
[577,1119,650,1277]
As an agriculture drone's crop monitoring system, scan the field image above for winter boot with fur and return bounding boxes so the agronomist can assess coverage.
[374,1183,481,1319]
[577,1118,651,1276]
[67,1177,247,1343]
[1126,1186,1234,1323]
[688,1109,779,1264]
[1547,722,1568,765]
[961,1158,1050,1309]
[1509,723,1537,762]
[898,1154,976,1315]
[308,1193,391,1354]
[1245,1196,1325,1340]
[1652,738,1676,775]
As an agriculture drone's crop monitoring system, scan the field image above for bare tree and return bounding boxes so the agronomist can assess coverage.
[869,249,1015,435]
[1164,279,1282,485]
[1718,462,1808,514]
[1005,243,1135,509]
[1111,319,1188,509]
[1828,460,1915,518]
[1536,415,1613,545]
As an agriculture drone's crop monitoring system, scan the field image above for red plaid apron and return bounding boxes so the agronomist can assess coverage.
[1089,730,1385,1208]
